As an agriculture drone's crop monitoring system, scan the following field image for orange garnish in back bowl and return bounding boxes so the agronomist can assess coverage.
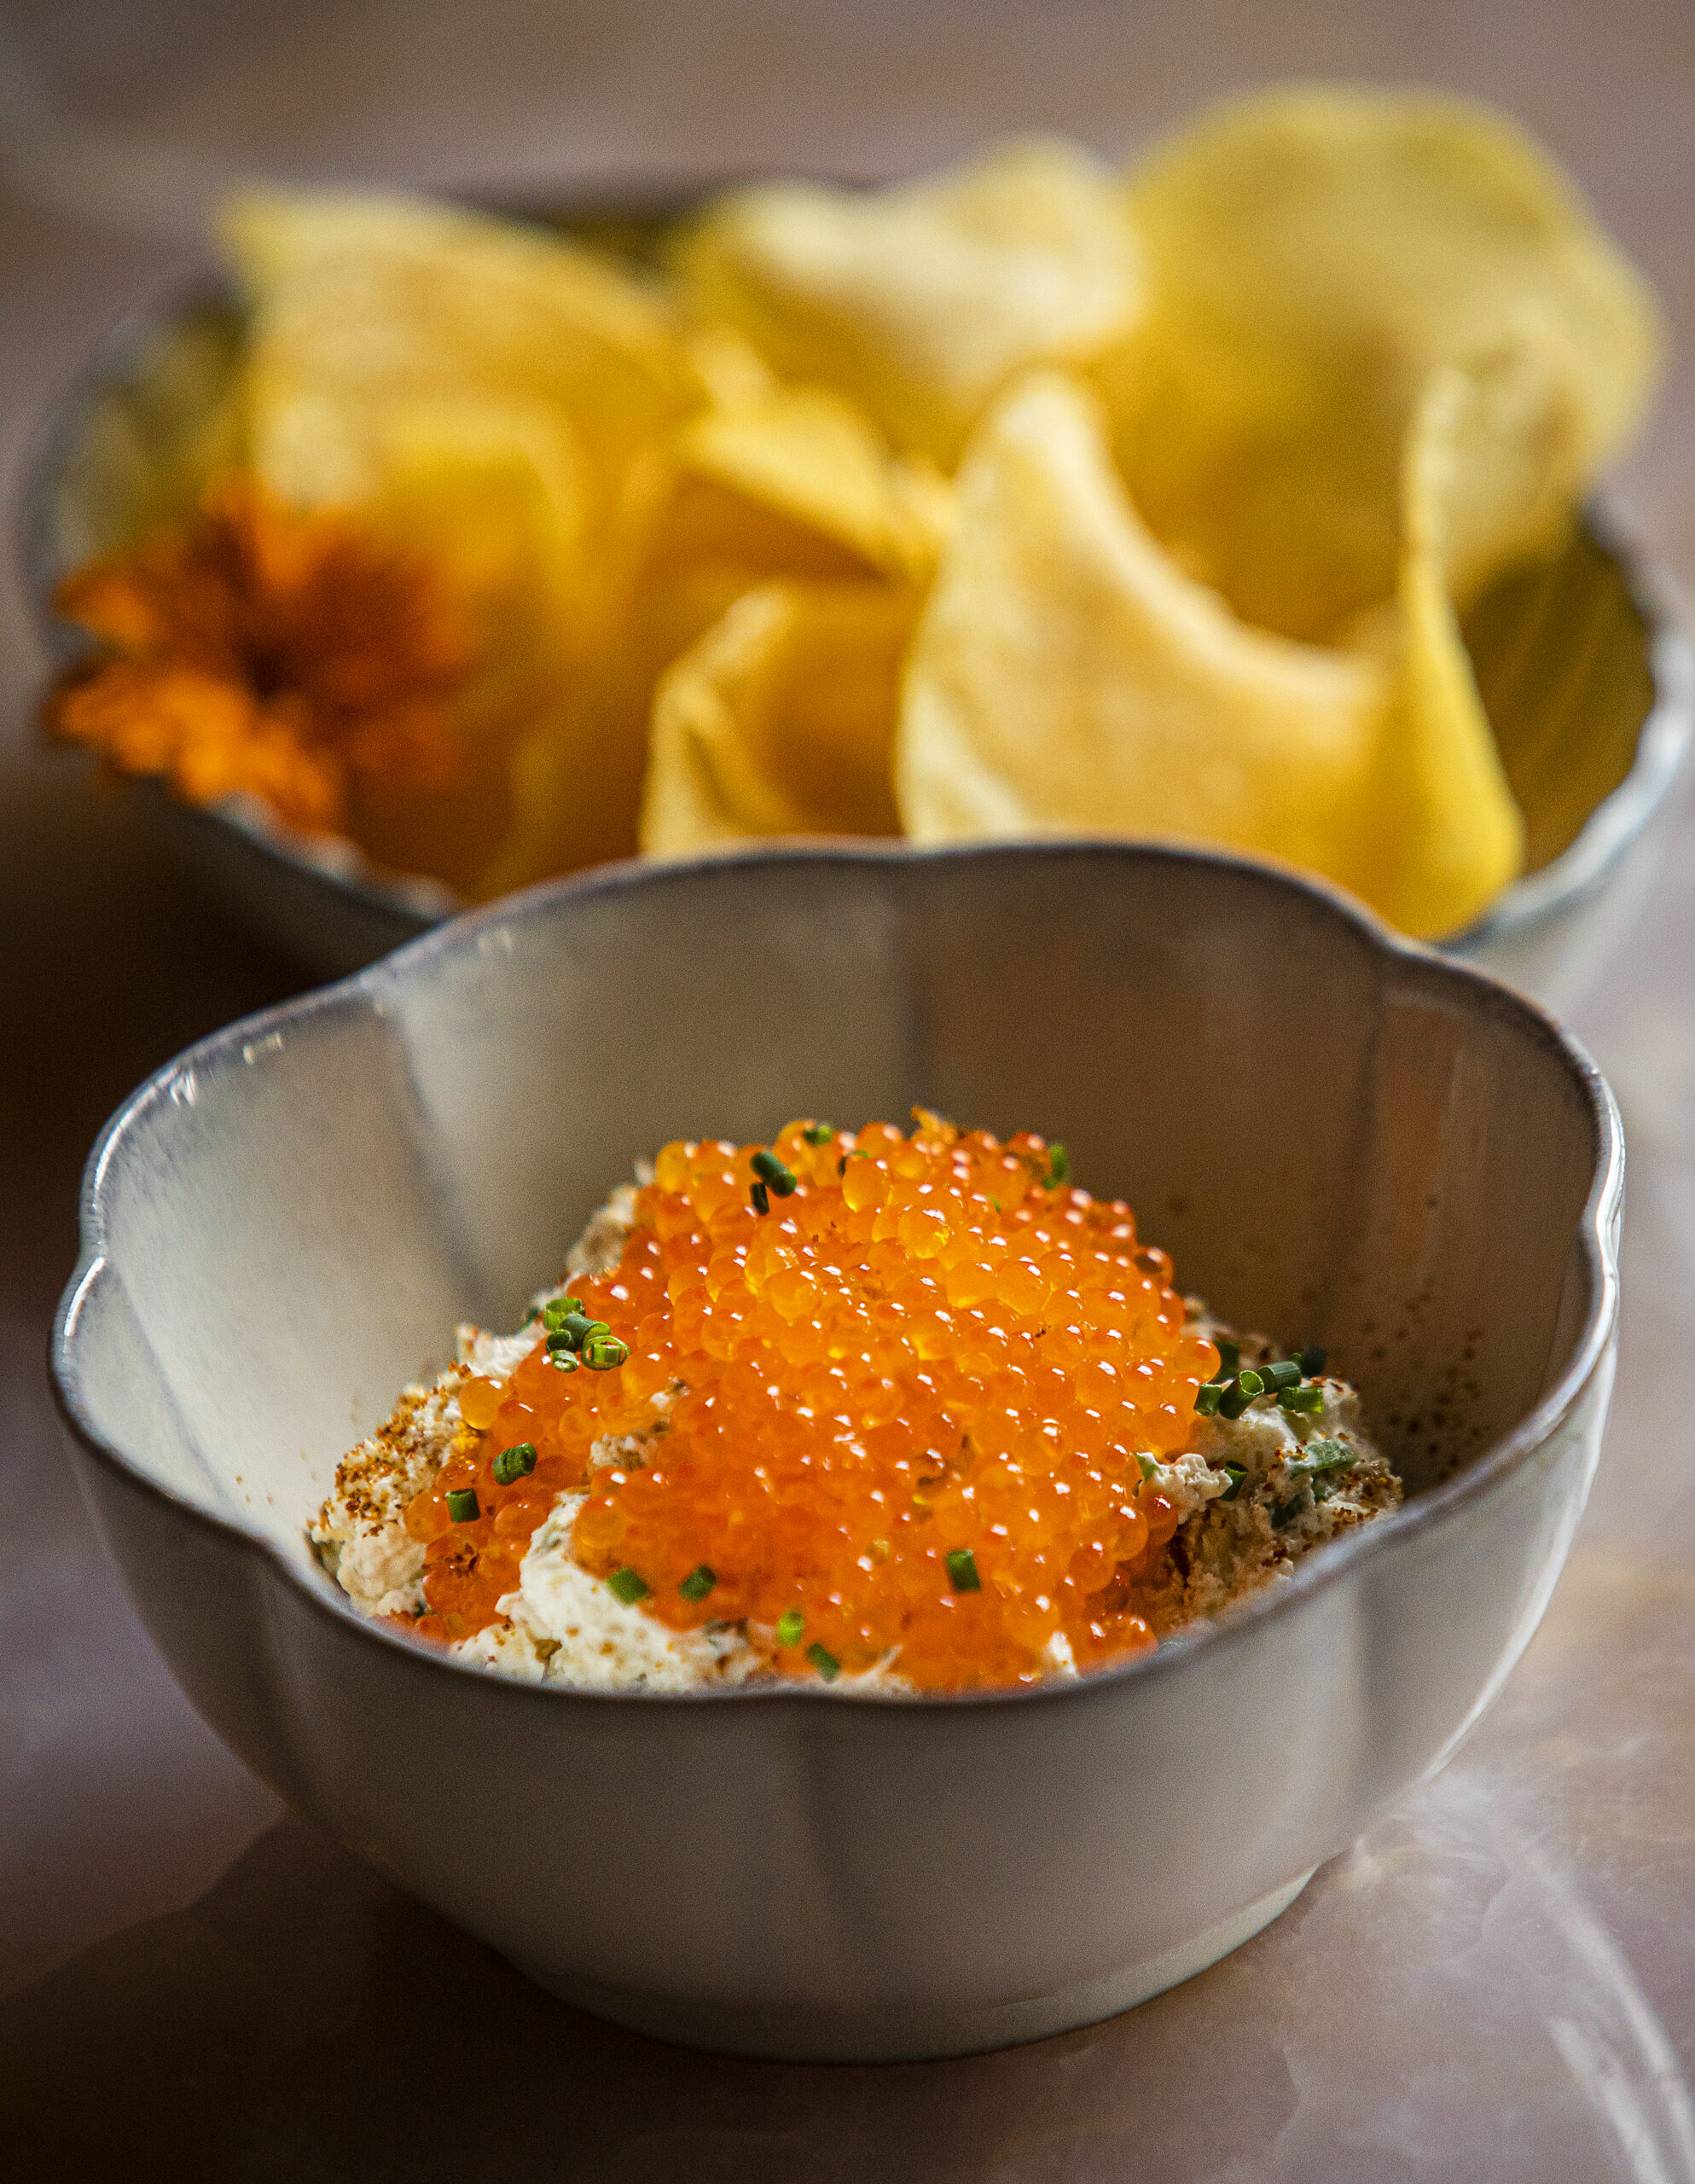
[46,475,471,844]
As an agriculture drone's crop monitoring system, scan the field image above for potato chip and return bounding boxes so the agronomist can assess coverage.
[897,370,1522,938]
[1373,360,1529,936]
[676,138,1141,466]
[486,382,946,892]
[371,398,589,653]
[1099,86,1662,642]
[641,582,911,854]
[683,322,783,411]
[347,397,617,892]
[220,189,694,519]
[217,190,707,892]
[676,385,948,582]
[293,389,645,895]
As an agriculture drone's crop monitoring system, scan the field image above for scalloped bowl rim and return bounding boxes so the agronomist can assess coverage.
[49,837,1624,1714]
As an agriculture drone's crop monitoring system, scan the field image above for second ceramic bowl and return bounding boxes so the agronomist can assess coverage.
[52,843,1619,2060]
[20,234,1695,1008]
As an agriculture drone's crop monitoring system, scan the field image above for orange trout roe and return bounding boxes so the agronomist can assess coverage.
[409,1113,1220,1689]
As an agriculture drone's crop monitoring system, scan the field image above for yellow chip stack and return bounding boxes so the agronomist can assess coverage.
[202,90,1661,938]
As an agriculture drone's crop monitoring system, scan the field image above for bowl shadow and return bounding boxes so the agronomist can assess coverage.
[0,1816,1301,2184]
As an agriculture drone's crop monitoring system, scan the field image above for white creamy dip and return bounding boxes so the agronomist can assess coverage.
[312,1192,1401,1690]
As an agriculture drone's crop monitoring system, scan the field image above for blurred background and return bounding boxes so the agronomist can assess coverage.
[3,5,1694,2178]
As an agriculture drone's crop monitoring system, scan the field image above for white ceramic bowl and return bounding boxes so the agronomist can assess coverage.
[51,843,1621,2061]
[20,252,1695,1004]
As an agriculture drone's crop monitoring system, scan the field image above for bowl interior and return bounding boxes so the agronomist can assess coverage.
[59,847,1608,1597]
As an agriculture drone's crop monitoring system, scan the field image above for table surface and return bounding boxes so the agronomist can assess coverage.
[4,4,1694,2175]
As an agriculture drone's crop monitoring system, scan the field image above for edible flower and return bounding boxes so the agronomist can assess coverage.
[45,476,469,835]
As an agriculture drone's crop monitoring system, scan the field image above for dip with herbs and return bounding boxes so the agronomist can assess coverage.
[314,1112,1400,1691]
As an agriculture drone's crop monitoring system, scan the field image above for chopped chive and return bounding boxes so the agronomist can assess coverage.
[1265,1360,1303,1390]
[521,1306,539,1326]
[542,1295,583,1330]
[1194,1381,1222,1416]
[806,1642,840,1682]
[1271,1494,1306,1531]
[1297,1345,1328,1377]
[803,1123,834,1146]
[775,1607,804,1648]
[1047,1143,1071,1187]
[1279,1384,1325,1414]
[679,1565,717,1602]
[751,1148,798,1196]
[945,1547,982,1593]
[1135,1452,1160,1483]
[836,1156,849,1177]
[751,1180,769,1217]
[549,1350,578,1372]
[1236,1367,1265,1398]
[1216,1382,1252,1420]
[1209,1339,1241,1385]
[545,1309,600,1353]
[1288,1437,1355,1479]
[492,1442,537,1486]
[584,1335,629,1371]
[446,1488,479,1523]
[607,1566,649,1605]
[1220,1463,1248,1502]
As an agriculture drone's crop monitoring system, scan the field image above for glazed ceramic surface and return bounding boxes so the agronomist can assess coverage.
[20,251,1695,1002]
[52,844,1620,2060]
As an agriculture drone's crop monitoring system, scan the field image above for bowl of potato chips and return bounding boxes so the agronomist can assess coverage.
[22,86,1692,998]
